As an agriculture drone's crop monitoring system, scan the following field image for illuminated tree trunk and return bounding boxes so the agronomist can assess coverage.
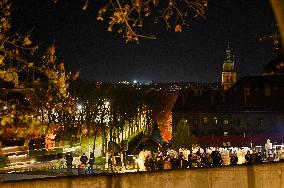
[270,0,284,52]
[93,134,96,154]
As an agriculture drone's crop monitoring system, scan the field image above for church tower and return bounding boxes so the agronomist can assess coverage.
[222,43,237,90]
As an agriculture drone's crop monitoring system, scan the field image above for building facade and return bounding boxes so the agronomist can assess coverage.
[172,53,284,147]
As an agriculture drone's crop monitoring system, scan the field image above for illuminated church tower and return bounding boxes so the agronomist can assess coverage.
[222,43,237,90]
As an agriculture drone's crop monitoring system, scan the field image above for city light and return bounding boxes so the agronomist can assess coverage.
[104,101,110,108]
[77,104,83,111]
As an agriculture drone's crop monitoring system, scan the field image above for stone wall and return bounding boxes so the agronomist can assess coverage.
[2,162,284,188]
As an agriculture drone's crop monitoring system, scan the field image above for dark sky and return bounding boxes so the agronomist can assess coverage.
[13,0,277,83]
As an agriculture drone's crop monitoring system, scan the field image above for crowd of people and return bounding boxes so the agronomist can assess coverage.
[63,139,284,174]
[143,140,284,172]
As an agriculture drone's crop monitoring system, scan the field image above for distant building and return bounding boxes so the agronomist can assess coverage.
[172,51,284,147]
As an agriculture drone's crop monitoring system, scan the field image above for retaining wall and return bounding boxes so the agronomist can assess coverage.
[2,162,284,188]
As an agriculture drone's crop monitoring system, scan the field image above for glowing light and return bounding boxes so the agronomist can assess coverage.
[135,158,144,170]
[104,101,110,107]
[77,104,83,110]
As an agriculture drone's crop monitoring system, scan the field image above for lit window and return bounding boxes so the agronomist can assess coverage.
[265,86,271,96]
[244,87,250,96]
[224,119,229,125]
[203,117,208,125]
[192,117,198,125]
[214,117,218,125]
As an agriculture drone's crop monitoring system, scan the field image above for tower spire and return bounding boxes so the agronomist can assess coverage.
[222,42,237,90]
[225,42,233,64]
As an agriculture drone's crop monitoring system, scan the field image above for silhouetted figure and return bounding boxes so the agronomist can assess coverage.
[187,154,193,168]
[145,155,152,171]
[80,153,88,165]
[256,152,263,164]
[211,150,223,166]
[178,152,188,169]
[203,153,213,167]
[245,150,252,164]
[170,156,179,170]
[65,152,73,174]
[230,153,238,165]
[156,157,164,171]
[88,152,95,174]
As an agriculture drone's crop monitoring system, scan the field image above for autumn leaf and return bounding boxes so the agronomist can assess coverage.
[174,25,182,32]
[97,16,104,21]
[0,55,4,65]
[48,45,56,56]
[152,0,159,6]
[1,119,5,126]
[59,62,65,71]
[71,72,80,80]
[107,27,113,32]
[23,37,32,46]
[82,0,89,11]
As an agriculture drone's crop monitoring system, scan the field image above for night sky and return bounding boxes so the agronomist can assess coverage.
[13,0,277,83]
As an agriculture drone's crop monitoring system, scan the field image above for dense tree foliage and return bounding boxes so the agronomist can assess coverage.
[171,118,197,149]
[0,0,78,138]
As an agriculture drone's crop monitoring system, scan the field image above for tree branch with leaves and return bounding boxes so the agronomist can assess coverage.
[55,0,207,43]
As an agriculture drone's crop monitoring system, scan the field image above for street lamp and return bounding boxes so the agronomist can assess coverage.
[76,103,83,147]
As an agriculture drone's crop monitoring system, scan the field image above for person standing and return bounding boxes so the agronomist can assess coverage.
[79,153,88,174]
[170,155,179,170]
[88,152,95,174]
[164,156,172,170]
[66,152,73,175]
[264,139,272,160]
[245,150,251,164]
[230,152,238,165]
[145,155,152,171]
[80,153,88,165]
